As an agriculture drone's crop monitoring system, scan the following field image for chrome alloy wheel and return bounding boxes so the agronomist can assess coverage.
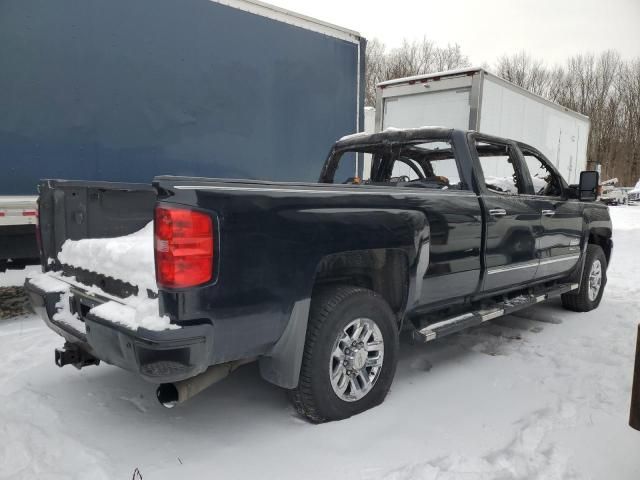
[329,317,384,402]
[588,259,603,301]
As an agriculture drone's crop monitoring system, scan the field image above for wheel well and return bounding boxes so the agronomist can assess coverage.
[588,231,612,265]
[313,249,409,316]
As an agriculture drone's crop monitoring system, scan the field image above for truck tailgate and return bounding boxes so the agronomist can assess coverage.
[38,180,156,296]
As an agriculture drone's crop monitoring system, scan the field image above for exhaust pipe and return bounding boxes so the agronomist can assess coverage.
[156,359,249,408]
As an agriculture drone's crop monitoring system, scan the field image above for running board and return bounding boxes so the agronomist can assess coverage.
[413,283,579,343]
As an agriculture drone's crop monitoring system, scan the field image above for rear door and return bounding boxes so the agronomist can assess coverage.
[471,135,541,293]
[517,146,583,280]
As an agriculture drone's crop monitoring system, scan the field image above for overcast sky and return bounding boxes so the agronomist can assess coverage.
[270,0,640,66]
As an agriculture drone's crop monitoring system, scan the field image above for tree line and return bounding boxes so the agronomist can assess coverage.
[365,38,640,186]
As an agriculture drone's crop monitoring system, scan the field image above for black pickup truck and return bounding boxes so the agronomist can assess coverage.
[26,127,612,423]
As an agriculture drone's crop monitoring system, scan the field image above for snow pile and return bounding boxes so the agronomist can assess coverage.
[52,290,86,333]
[52,222,177,330]
[28,271,176,331]
[28,272,70,293]
[58,222,157,293]
[531,175,548,193]
[91,297,178,331]
[0,265,40,287]
[338,131,369,142]
[484,175,518,194]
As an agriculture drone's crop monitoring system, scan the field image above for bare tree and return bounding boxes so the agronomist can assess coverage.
[495,51,553,97]
[364,38,470,106]
[364,39,386,106]
[495,50,639,184]
[365,38,640,185]
[616,60,640,184]
[433,44,469,72]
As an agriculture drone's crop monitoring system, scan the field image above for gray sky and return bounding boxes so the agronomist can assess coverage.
[270,0,640,66]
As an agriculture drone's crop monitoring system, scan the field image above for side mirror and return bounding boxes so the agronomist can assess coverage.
[578,171,599,202]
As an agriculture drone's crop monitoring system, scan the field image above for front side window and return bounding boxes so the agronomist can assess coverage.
[522,150,563,197]
[475,141,523,195]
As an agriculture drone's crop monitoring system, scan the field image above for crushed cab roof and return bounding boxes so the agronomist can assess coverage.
[334,126,455,149]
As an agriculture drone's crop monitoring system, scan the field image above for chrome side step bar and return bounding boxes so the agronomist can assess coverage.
[413,283,579,343]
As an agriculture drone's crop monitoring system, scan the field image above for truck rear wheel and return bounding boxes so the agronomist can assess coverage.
[289,286,399,423]
[561,244,607,312]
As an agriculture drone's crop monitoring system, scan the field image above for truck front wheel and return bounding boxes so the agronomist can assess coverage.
[289,286,399,423]
[561,244,607,312]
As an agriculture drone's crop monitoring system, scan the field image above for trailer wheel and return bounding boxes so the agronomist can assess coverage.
[289,286,398,423]
[561,244,607,312]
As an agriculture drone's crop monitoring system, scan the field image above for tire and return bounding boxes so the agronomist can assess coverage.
[561,244,607,312]
[289,286,399,423]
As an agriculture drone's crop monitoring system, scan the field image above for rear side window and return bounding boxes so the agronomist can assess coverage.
[387,140,465,190]
[430,157,462,185]
[326,138,468,190]
[331,151,359,184]
[475,141,524,195]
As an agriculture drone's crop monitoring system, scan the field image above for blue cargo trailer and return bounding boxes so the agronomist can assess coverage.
[0,0,365,269]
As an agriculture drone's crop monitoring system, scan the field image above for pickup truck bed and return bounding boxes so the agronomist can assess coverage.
[27,127,613,422]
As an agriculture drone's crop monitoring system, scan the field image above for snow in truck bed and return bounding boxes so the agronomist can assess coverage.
[32,222,176,331]
[58,221,157,293]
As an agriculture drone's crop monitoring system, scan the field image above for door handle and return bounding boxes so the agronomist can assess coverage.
[489,208,507,217]
[541,209,555,217]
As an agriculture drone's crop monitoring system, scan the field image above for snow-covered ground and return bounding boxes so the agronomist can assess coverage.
[1,207,639,480]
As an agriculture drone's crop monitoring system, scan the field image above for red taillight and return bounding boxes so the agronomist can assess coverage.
[22,210,37,216]
[154,206,214,289]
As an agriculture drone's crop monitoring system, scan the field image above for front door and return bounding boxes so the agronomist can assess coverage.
[472,137,541,292]
[518,146,583,279]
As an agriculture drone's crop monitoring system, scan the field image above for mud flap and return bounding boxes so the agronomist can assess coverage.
[259,299,310,389]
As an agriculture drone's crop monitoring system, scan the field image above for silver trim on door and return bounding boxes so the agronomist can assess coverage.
[541,209,556,217]
[487,253,580,275]
[487,260,538,275]
[538,254,580,266]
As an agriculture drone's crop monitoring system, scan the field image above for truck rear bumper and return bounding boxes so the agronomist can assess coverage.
[25,279,214,384]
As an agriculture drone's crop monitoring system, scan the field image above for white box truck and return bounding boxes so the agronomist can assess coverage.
[371,67,590,185]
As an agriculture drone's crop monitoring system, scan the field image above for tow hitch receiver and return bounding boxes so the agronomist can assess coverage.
[55,343,100,369]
